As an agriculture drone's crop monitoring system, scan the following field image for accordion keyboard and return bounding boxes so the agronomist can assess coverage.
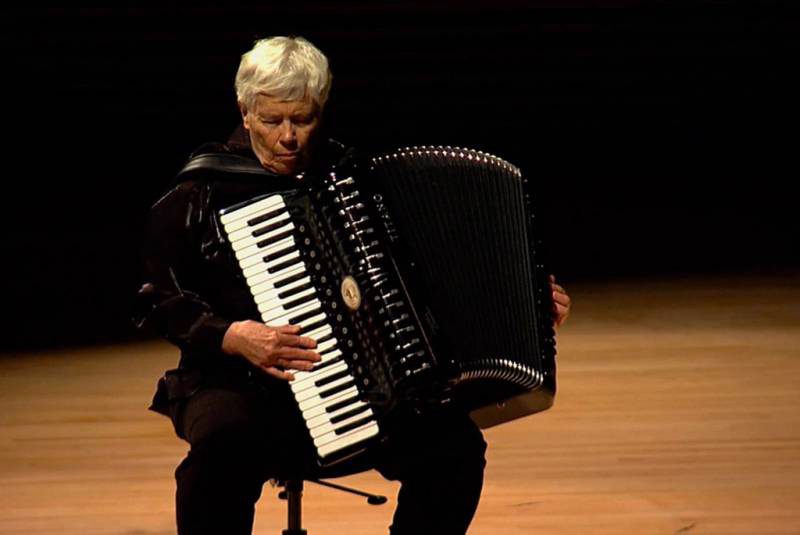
[219,194,380,459]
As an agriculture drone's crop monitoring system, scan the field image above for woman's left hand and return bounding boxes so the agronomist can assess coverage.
[549,275,571,330]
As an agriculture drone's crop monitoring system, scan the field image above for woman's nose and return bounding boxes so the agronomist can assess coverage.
[280,121,297,143]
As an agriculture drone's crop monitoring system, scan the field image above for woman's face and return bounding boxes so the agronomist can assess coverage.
[240,94,321,175]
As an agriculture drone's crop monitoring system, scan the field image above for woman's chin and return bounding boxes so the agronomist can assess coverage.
[260,158,297,176]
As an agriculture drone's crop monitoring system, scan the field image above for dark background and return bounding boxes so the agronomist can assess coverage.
[3,2,797,351]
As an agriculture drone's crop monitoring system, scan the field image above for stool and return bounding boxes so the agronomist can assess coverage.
[277,478,387,535]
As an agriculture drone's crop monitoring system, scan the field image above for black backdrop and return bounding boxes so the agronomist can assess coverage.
[3,2,797,350]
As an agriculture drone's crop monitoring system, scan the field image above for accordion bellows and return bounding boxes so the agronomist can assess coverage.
[366,147,556,427]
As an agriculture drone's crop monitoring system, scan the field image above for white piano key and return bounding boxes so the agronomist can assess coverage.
[245,256,304,285]
[290,361,348,393]
[298,385,359,412]
[317,338,338,352]
[305,400,368,429]
[222,207,285,234]
[272,303,328,328]
[229,215,292,251]
[315,421,380,452]
[256,288,316,315]
[249,266,305,296]
[240,244,300,271]
[252,276,312,304]
[262,299,321,325]
[244,259,304,281]
[240,256,264,272]
[301,387,358,420]
[295,312,327,329]
[234,234,295,261]
[239,248,283,271]
[227,224,261,244]
[248,254,305,288]
[227,211,289,242]
[227,210,288,242]
[318,349,343,363]
[264,285,316,307]
[291,352,343,386]
[309,407,374,439]
[235,222,295,261]
[305,325,333,341]
[294,374,353,403]
[291,351,344,380]
[317,423,380,458]
[219,195,284,226]
[283,287,318,305]
[251,273,307,298]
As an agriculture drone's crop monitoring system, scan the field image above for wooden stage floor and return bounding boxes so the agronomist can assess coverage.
[1,273,798,534]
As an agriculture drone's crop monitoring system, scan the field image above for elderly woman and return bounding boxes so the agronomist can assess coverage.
[136,36,571,535]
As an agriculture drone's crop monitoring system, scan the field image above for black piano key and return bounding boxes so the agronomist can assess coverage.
[248,207,287,227]
[325,395,360,413]
[334,415,376,436]
[252,217,291,237]
[319,380,356,399]
[267,255,303,274]
[319,345,338,356]
[311,355,344,372]
[274,271,308,289]
[315,369,351,388]
[288,307,324,325]
[278,282,314,299]
[264,245,297,263]
[283,293,317,311]
[257,229,294,249]
[298,319,330,335]
[329,404,370,425]
[315,333,335,344]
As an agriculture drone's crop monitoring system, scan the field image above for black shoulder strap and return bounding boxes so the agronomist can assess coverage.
[176,152,275,182]
[174,138,358,184]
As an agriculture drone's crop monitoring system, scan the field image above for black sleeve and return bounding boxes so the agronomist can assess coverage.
[133,181,232,355]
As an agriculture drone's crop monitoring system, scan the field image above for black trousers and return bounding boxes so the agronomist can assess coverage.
[169,381,487,535]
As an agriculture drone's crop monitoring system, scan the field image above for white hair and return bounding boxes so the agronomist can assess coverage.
[235,36,332,110]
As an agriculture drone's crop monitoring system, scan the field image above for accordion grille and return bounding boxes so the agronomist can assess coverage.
[368,146,555,392]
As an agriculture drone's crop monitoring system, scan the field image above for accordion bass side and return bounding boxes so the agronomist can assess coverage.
[218,146,557,465]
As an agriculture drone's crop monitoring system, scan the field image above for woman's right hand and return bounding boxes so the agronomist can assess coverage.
[222,320,321,381]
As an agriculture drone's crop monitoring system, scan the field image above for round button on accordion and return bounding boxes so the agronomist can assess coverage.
[218,146,557,466]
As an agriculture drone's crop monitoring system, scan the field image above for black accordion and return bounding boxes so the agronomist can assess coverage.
[218,146,557,465]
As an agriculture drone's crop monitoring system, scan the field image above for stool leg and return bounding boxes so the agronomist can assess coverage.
[282,479,308,535]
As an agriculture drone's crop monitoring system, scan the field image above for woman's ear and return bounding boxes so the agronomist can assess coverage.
[238,101,250,131]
